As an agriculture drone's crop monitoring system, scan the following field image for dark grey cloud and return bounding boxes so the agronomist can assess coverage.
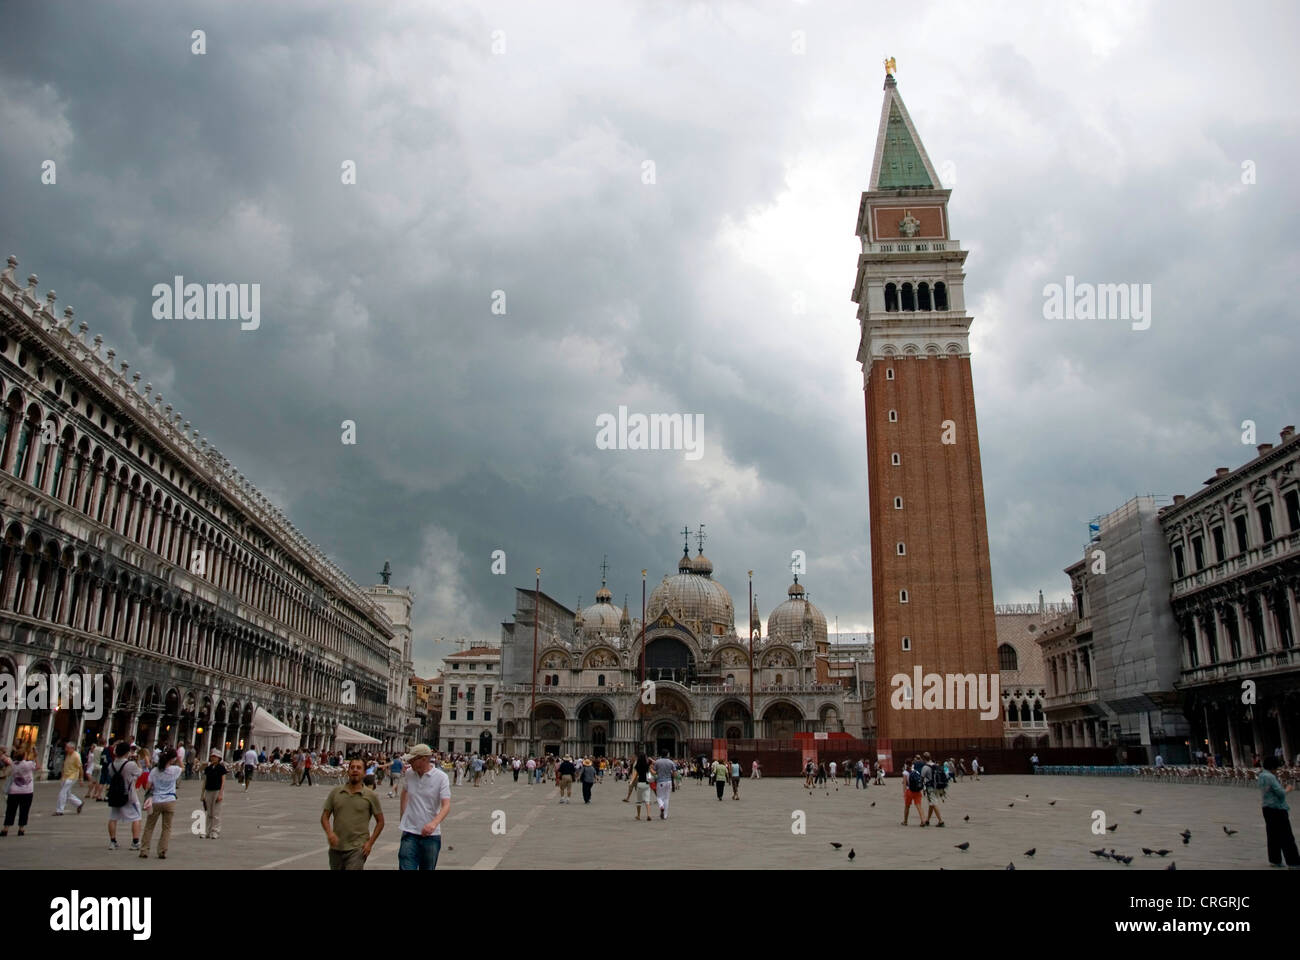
[1,0,1296,675]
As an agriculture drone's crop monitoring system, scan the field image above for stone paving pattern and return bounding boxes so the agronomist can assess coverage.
[0,773,1288,870]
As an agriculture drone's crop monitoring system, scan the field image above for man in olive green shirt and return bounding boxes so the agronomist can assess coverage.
[321,759,384,870]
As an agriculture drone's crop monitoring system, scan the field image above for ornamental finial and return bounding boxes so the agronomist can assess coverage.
[884,57,896,77]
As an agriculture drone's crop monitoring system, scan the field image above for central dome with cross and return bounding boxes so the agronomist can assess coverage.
[645,524,736,639]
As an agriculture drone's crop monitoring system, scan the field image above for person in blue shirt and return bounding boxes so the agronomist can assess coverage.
[387,754,403,799]
[1259,755,1299,868]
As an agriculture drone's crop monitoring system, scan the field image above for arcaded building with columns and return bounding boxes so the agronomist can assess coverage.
[1160,427,1300,765]
[0,255,393,775]
[495,538,854,759]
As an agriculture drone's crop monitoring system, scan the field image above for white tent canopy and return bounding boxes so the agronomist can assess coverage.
[250,706,300,751]
[334,722,380,746]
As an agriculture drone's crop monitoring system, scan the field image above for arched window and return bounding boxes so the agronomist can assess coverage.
[774,673,783,685]
[884,283,898,312]
[917,282,931,311]
[899,589,908,604]
[934,282,948,310]
[597,673,605,687]
[897,542,906,555]
[888,409,898,422]
[901,283,915,311]
[998,643,1018,671]
[901,636,911,651]
[1033,701,1045,722]
[551,673,559,686]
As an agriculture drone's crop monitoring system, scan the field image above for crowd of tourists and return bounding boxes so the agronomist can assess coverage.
[3,737,1296,871]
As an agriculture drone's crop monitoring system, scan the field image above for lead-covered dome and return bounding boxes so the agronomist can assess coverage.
[767,576,827,646]
[579,578,623,638]
[648,548,735,635]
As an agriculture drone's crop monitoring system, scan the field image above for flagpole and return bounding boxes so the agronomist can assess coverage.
[640,569,647,752]
[748,571,754,738]
[531,567,540,757]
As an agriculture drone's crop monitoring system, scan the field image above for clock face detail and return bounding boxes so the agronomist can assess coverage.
[898,213,921,237]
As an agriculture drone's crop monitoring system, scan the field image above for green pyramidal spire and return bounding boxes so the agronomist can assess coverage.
[870,74,939,191]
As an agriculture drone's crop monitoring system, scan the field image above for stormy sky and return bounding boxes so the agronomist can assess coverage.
[1,0,1296,677]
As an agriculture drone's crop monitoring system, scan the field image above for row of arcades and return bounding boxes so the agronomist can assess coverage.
[493,691,844,759]
[0,652,381,778]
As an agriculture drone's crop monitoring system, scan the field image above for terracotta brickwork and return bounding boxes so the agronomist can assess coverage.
[866,355,1002,739]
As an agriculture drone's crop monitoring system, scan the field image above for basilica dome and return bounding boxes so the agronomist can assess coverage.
[766,576,828,646]
[647,549,735,636]
[579,584,623,637]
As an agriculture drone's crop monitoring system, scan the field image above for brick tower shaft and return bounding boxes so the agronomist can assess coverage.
[852,67,1003,741]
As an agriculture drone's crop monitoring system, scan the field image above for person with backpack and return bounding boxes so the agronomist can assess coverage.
[106,741,143,851]
[921,754,947,827]
[901,755,924,826]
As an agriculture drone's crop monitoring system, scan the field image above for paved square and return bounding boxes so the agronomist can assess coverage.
[0,773,1287,870]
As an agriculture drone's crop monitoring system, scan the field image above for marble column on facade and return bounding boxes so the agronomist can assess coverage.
[0,694,16,749]
[1277,708,1293,767]
[1249,708,1264,759]
[1257,591,1279,652]
[38,708,58,779]
[1227,707,1243,767]
[88,580,105,635]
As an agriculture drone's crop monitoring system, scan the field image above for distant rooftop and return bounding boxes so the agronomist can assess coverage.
[446,645,501,659]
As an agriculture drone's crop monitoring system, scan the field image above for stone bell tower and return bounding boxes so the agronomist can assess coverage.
[851,63,1002,741]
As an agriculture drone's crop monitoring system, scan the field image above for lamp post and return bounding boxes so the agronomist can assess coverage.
[530,568,540,757]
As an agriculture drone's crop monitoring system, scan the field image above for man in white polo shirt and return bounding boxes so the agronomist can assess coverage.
[398,744,451,870]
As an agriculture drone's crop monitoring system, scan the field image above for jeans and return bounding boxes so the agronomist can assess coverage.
[399,832,442,870]
[715,779,726,800]
[582,780,592,803]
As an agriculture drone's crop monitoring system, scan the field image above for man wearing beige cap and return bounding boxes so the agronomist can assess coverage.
[398,744,451,870]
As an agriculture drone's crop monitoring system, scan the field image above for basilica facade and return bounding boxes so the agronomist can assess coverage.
[497,541,855,758]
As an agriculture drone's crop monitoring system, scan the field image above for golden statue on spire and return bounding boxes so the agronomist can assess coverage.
[884,57,896,76]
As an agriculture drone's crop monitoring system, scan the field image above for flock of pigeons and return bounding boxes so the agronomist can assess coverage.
[827,790,1244,869]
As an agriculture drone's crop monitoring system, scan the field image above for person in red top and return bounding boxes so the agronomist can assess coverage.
[302,750,314,786]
